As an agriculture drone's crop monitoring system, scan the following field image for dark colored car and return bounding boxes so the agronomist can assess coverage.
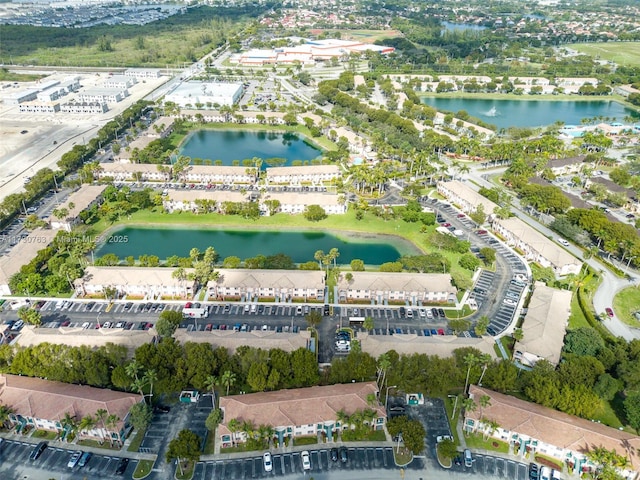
[323,305,330,315]
[605,307,614,317]
[30,441,48,460]
[78,451,92,467]
[431,308,438,317]
[437,308,446,318]
[330,448,338,462]
[454,455,463,466]
[124,302,133,310]
[529,463,539,480]
[115,458,129,475]
[399,306,406,316]
[154,405,171,414]
[423,329,431,336]
[339,446,348,463]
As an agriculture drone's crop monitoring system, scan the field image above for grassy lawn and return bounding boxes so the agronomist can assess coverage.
[464,433,509,454]
[499,336,514,359]
[612,286,640,328]
[77,438,121,450]
[393,447,413,466]
[568,290,590,329]
[175,460,195,480]
[293,436,318,446]
[567,42,640,67]
[534,453,564,471]
[127,428,146,453]
[365,430,387,441]
[220,443,264,454]
[133,459,155,479]
[0,69,46,82]
[203,430,216,455]
[32,430,58,440]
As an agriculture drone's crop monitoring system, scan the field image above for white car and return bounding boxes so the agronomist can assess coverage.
[301,450,311,471]
[82,322,90,329]
[406,309,413,319]
[503,298,517,306]
[67,450,82,468]
[540,466,552,480]
[557,238,570,247]
[419,308,426,318]
[263,452,272,472]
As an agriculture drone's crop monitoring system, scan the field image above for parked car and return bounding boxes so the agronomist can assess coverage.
[330,448,338,462]
[437,308,446,318]
[529,463,539,480]
[301,450,311,471]
[406,309,413,319]
[339,446,348,463]
[30,441,48,460]
[503,298,517,306]
[78,451,92,468]
[539,466,551,480]
[263,452,272,472]
[115,457,129,475]
[464,448,473,467]
[67,450,83,468]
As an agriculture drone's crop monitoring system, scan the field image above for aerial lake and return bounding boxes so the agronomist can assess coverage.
[420,97,639,129]
[96,227,420,265]
[179,130,322,167]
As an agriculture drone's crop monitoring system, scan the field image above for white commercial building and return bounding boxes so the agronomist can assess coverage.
[103,75,137,89]
[60,102,108,114]
[19,102,60,114]
[77,88,127,104]
[164,81,243,108]
[125,68,161,80]
[4,89,39,105]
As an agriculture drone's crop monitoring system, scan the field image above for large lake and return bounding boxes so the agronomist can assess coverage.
[420,97,639,129]
[179,130,322,167]
[96,228,420,265]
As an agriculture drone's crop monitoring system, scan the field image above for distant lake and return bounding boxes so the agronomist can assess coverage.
[420,97,640,128]
[441,21,487,33]
[179,130,322,168]
[96,228,421,266]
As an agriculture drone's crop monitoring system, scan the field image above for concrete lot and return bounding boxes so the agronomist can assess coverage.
[0,70,167,201]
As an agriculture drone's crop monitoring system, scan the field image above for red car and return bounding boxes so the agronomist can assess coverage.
[205,323,212,331]
[457,213,466,218]
[437,328,445,335]
[605,308,614,317]
[443,223,452,228]
[476,229,488,235]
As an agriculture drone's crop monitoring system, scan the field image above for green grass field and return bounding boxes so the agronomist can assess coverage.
[613,286,640,328]
[314,29,402,44]
[567,42,640,67]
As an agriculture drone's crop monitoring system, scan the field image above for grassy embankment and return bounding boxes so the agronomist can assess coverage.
[567,41,640,67]
[89,208,475,283]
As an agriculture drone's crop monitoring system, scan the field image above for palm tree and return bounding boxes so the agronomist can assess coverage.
[125,359,141,383]
[78,414,97,440]
[463,353,479,394]
[143,369,158,402]
[336,410,350,431]
[204,375,218,400]
[478,395,491,419]
[377,353,391,389]
[95,408,108,444]
[60,412,77,440]
[228,418,239,446]
[482,418,500,440]
[105,414,120,447]
[221,370,236,396]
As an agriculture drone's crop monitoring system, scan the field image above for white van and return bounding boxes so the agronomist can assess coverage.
[464,449,473,467]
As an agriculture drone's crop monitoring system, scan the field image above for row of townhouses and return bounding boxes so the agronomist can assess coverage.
[162,189,347,215]
[437,180,582,277]
[97,163,342,186]
[74,267,456,305]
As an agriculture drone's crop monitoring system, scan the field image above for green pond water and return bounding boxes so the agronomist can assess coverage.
[96,227,421,265]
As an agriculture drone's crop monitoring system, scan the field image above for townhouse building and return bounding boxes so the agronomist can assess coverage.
[337,272,457,305]
[0,374,139,445]
[50,185,107,231]
[437,180,499,217]
[513,283,572,368]
[74,266,197,300]
[265,165,341,186]
[60,102,108,114]
[162,190,248,212]
[465,385,640,479]
[585,177,640,214]
[545,155,589,176]
[0,228,57,296]
[207,269,325,302]
[219,382,386,447]
[263,192,346,215]
[492,217,582,276]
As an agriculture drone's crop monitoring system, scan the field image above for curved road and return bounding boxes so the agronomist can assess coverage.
[466,166,640,340]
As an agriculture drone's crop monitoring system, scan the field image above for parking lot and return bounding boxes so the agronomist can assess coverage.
[0,439,136,479]
[193,447,424,479]
[452,454,529,480]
